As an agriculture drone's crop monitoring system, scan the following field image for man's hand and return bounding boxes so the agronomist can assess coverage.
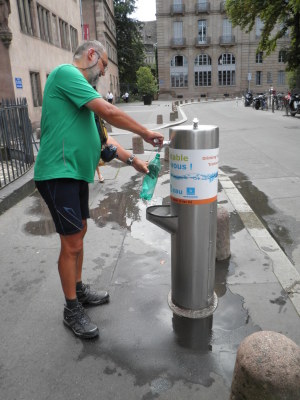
[132,157,149,174]
[143,130,164,147]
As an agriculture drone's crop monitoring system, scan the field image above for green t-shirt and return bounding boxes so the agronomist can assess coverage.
[34,64,101,183]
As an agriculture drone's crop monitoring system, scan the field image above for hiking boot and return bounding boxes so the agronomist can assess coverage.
[63,303,99,339]
[77,283,110,306]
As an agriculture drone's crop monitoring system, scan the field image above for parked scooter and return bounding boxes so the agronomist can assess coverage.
[244,91,253,107]
[252,93,268,110]
[288,89,300,116]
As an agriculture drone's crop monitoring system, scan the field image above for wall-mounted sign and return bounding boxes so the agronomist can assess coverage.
[83,24,90,40]
[15,77,23,89]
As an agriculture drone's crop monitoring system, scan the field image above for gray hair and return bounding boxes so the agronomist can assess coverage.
[73,40,106,59]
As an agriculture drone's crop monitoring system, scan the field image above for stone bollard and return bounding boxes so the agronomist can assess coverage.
[170,112,176,122]
[132,134,144,154]
[157,114,163,124]
[230,331,300,400]
[164,145,169,161]
[216,206,230,260]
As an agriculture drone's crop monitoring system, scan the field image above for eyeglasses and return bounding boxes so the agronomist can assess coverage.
[95,51,108,72]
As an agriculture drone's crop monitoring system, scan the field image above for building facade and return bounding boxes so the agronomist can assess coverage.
[156,0,290,98]
[140,21,157,67]
[0,0,81,125]
[81,0,119,101]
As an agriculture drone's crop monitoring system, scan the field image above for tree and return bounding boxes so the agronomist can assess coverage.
[113,0,145,92]
[225,0,300,71]
[287,66,300,88]
[136,66,157,96]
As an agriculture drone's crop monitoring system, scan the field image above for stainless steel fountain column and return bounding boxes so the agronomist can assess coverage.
[147,121,219,318]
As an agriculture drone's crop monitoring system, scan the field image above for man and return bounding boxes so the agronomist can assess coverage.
[34,40,164,339]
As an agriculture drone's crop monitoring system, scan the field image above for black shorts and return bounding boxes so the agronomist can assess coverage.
[35,178,90,236]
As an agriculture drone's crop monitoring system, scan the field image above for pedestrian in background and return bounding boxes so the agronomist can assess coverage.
[34,40,164,339]
[107,91,113,103]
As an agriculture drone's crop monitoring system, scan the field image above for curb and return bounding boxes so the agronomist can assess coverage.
[0,167,35,216]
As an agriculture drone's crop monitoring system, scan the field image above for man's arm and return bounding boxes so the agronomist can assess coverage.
[86,98,164,147]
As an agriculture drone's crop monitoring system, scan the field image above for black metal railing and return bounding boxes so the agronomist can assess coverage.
[0,98,34,188]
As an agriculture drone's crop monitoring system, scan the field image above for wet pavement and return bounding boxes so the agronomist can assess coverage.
[0,100,300,399]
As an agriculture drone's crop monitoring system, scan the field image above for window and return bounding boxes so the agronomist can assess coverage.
[173,21,183,40]
[37,3,52,43]
[170,55,188,87]
[171,55,187,67]
[256,18,264,38]
[194,54,211,86]
[278,71,285,85]
[256,52,263,64]
[198,20,207,43]
[197,0,208,12]
[171,73,188,88]
[59,18,70,50]
[278,50,286,63]
[30,72,42,107]
[222,18,232,42]
[17,0,35,35]
[173,0,183,13]
[256,71,262,85]
[51,14,59,46]
[70,26,78,52]
[218,53,235,86]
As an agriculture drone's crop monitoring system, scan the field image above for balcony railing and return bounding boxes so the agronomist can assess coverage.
[170,37,187,48]
[194,36,211,47]
[219,35,235,45]
[195,1,210,14]
[170,4,185,15]
[220,1,226,13]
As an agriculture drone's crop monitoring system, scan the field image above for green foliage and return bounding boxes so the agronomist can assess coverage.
[287,66,300,88]
[225,0,300,70]
[136,66,157,95]
[113,0,145,87]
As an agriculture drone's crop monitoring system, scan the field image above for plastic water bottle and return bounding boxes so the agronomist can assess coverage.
[140,153,161,200]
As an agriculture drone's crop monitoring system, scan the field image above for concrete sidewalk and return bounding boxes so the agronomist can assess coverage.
[0,100,300,400]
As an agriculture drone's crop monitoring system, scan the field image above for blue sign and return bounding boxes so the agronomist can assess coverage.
[15,77,23,89]
[186,187,195,196]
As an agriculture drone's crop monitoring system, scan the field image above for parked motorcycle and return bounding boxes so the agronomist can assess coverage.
[252,93,268,110]
[288,89,300,117]
[244,91,253,107]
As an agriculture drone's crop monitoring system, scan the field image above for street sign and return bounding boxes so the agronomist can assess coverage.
[248,73,252,81]
[15,77,23,89]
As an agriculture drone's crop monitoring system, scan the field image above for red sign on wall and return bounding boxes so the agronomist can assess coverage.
[83,24,90,40]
